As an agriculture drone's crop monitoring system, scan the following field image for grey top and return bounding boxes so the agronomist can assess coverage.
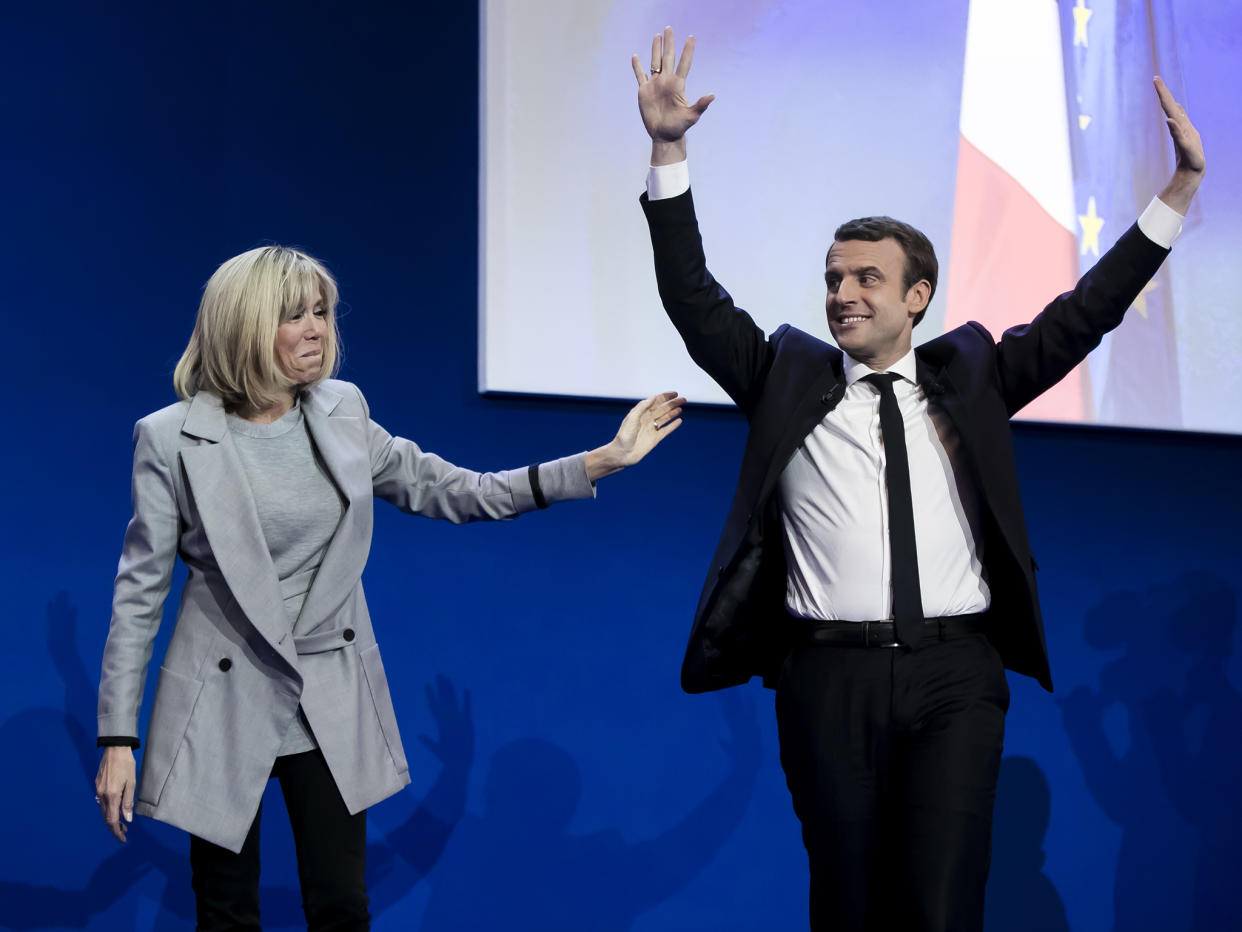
[227,399,344,754]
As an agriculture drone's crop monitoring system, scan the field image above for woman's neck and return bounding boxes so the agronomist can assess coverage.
[239,393,296,424]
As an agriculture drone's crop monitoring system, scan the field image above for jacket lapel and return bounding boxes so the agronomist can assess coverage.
[178,393,300,675]
[756,361,846,508]
[916,353,987,497]
[295,383,374,634]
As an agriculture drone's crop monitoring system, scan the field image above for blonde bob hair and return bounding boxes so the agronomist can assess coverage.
[173,245,341,414]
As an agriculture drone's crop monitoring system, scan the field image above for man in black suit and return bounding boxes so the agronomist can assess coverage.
[631,26,1204,932]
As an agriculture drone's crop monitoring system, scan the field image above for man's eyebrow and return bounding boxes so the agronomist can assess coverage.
[825,264,885,278]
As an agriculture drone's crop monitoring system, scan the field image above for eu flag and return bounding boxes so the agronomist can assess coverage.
[1061,0,1192,429]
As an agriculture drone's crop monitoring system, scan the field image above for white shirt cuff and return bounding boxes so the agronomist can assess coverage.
[646,160,690,201]
[1137,196,1184,249]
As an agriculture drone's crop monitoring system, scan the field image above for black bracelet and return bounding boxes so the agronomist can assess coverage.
[97,736,141,749]
[528,464,549,509]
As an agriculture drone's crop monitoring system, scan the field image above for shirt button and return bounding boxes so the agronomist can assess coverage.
[218,658,232,672]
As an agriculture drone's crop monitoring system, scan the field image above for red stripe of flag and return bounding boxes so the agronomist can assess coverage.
[944,135,1086,422]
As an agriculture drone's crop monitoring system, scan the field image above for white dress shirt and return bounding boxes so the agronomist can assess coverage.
[645,159,1184,622]
[778,351,988,621]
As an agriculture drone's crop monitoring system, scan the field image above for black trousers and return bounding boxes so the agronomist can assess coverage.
[189,748,370,931]
[776,632,1009,932]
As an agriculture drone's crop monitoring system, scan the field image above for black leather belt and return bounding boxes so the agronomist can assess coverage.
[797,612,989,648]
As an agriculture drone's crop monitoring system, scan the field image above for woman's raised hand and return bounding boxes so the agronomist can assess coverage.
[586,391,686,481]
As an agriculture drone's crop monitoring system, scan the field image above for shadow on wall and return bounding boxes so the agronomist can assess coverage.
[415,690,762,932]
[985,755,1069,932]
[1056,573,1241,932]
[0,593,760,931]
[0,592,470,930]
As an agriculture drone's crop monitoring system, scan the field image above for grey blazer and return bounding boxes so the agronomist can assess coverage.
[98,378,594,852]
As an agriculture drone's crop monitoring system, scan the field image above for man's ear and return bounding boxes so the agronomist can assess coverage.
[906,280,931,317]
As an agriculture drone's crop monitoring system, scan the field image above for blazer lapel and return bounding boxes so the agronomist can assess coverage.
[178,393,300,675]
[756,362,846,507]
[917,352,1000,508]
[296,384,374,633]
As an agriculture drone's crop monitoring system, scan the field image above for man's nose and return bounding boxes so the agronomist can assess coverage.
[834,279,858,304]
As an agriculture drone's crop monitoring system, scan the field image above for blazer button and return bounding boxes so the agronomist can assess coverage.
[343,628,355,642]
[821,393,831,404]
[218,658,232,672]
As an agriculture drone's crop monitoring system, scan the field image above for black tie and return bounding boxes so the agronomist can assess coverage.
[862,373,924,648]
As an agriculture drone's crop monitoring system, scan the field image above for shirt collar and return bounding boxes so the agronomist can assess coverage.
[842,348,918,387]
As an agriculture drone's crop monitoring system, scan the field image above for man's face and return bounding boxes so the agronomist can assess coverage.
[824,237,927,370]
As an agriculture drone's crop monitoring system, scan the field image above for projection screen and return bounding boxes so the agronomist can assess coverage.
[480,0,1242,435]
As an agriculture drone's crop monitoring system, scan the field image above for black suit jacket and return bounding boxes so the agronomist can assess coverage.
[641,188,1169,695]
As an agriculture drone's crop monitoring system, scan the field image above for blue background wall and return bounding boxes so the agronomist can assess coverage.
[2,2,1240,930]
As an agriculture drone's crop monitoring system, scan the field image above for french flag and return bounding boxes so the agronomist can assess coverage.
[944,0,1084,422]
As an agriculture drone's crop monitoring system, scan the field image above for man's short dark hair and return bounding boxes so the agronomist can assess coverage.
[831,217,938,327]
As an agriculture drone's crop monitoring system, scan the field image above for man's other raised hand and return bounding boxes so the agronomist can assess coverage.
[632,26,714,165]
[1154,75,1204,215]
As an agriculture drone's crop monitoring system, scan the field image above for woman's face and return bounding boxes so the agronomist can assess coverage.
[275,292,328,384]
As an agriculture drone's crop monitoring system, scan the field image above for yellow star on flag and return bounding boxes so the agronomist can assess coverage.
[1073,0,1093,47]
[1132,280,1159,318]
[1079,196,1104,257]
[1079,113,1092,130]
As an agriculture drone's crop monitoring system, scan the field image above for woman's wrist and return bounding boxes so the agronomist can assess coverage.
[585,441,627,482]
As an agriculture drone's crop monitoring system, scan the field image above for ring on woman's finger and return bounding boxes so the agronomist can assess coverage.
[94,795,101,803]
[650,68,662,76]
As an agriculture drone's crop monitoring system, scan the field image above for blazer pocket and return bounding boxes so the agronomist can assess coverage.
[137,666,204,807]
[358,644,408,774]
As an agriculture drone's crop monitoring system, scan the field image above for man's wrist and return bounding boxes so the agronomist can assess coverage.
[1157,168,1202,216]
[651,138,687,166]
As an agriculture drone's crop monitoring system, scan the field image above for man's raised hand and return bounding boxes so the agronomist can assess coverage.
[1154,76,1204,214]
[632,27,714,164]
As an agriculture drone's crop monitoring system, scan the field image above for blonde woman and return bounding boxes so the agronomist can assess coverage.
[94,245,683,930]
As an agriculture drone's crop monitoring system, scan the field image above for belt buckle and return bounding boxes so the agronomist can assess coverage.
[863,621,899,648]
